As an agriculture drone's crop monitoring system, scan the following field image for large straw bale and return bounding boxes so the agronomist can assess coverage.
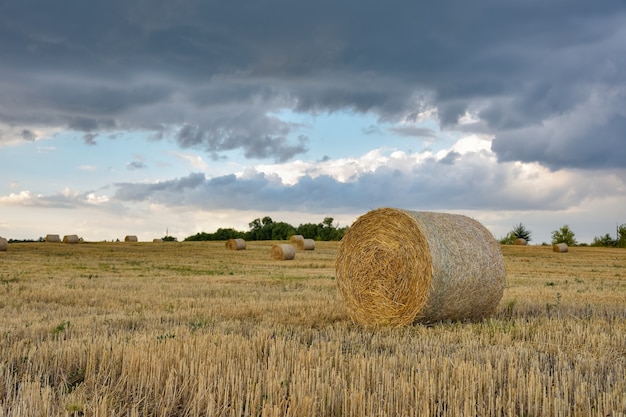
[335,208,506,326]
[289,235,304,244]
[124,235,138,242]
[296,238,315,250]
[271,244,296,260]
[225,238,246,250]
[153,238,164,243]
[0,237,7,251]
[513,238,527,245]
[46,234,61,243]
[63,234,80,244]
[552,243,568,252]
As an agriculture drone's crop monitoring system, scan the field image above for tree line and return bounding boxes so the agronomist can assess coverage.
[500,223,626,247]
[184,216,347,242]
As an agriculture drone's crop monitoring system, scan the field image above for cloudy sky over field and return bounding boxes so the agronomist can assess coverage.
[1,1,625,243]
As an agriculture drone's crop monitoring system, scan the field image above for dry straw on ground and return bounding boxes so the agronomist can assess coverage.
[297,238,315,250]
[336,208,506,326]
[63,234,80,244]
[225,238,246,250]
[45,234,61,243]
[271,243,296,260]
[125,235,138,242]
[514,238,527,245]
[553,243,568,252]
[0,237,7,251]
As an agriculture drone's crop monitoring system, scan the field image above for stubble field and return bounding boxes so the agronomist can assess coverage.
[1,241,625,416]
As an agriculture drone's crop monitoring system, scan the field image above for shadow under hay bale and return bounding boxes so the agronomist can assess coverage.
[0,237,7,251]
[63,234,80,244]
[335,207,506,327]
[45,234,61,243]
[124,235,138,242]
[271,244,296,260]
[296,238,315,250]
[514,238,527,245]
[225,238,246,250]
[553,243,568,252]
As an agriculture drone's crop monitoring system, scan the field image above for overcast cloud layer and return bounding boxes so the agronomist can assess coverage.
[1,1,625,242]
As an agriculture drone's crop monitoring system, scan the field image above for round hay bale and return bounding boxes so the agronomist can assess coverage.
[0,237,7,251]
[553,243,568,253]
[63,234,80,244]
[271,244,296,260]
[225,238,246,250]
[289,234,304,243]
[124,235,138,242]
[46,234,61,243]
[335,208,506,327]
[153,238,164,243]
[296,238,315,250]
[513,238,527,245]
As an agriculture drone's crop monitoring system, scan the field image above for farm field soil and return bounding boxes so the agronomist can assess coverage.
[1,242,625,416]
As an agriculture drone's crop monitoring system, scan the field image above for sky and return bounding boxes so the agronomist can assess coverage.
[1,1,625,244]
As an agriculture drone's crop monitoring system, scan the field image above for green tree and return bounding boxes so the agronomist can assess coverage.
[551,225,577,246]
[500,223,531,244]
[499,231,517,245]
[617,224,626,248]
[512,223,532,242]
[591,233,616,247]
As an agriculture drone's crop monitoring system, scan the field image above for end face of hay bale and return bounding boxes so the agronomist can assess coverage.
[296,238,315,250]
[225,238,246,250]
[63,234,80,244]
[289,234,304,243]
[124,235,138,242]
[271,244,296,260]
[553,243,568,252]
[0,237,7,251]
[513,238,527,245]
[46,234,61,243]
[335,208,506,327]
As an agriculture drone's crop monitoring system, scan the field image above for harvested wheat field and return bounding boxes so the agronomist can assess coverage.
[0,242,624,416]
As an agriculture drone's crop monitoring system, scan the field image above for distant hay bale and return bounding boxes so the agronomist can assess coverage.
[63,234,80,244]
[513,238,527,245]
[124,235,138,242]
[0,237,7,251]
[225,238,246,250]
[153,238,164,243]
[46,234,61,243]
[296,238,315,250]
[335,208,506,327]
[553,243,568,253]
[289,235,304,244]
[271,244,296,260]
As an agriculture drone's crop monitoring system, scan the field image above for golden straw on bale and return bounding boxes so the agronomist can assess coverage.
[271,244,296,260]
[63,234,80,244]
[513,238,527,245]
[289,235,304,244]
[335,208,506,327]
[553,243,568,253]
[225,238,246,250]
[296,238,315,250]
[45,234,61,243]
[124,235,138,242]
[0,237,7,251]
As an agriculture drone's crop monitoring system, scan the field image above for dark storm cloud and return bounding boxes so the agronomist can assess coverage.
[1,0,625,167]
